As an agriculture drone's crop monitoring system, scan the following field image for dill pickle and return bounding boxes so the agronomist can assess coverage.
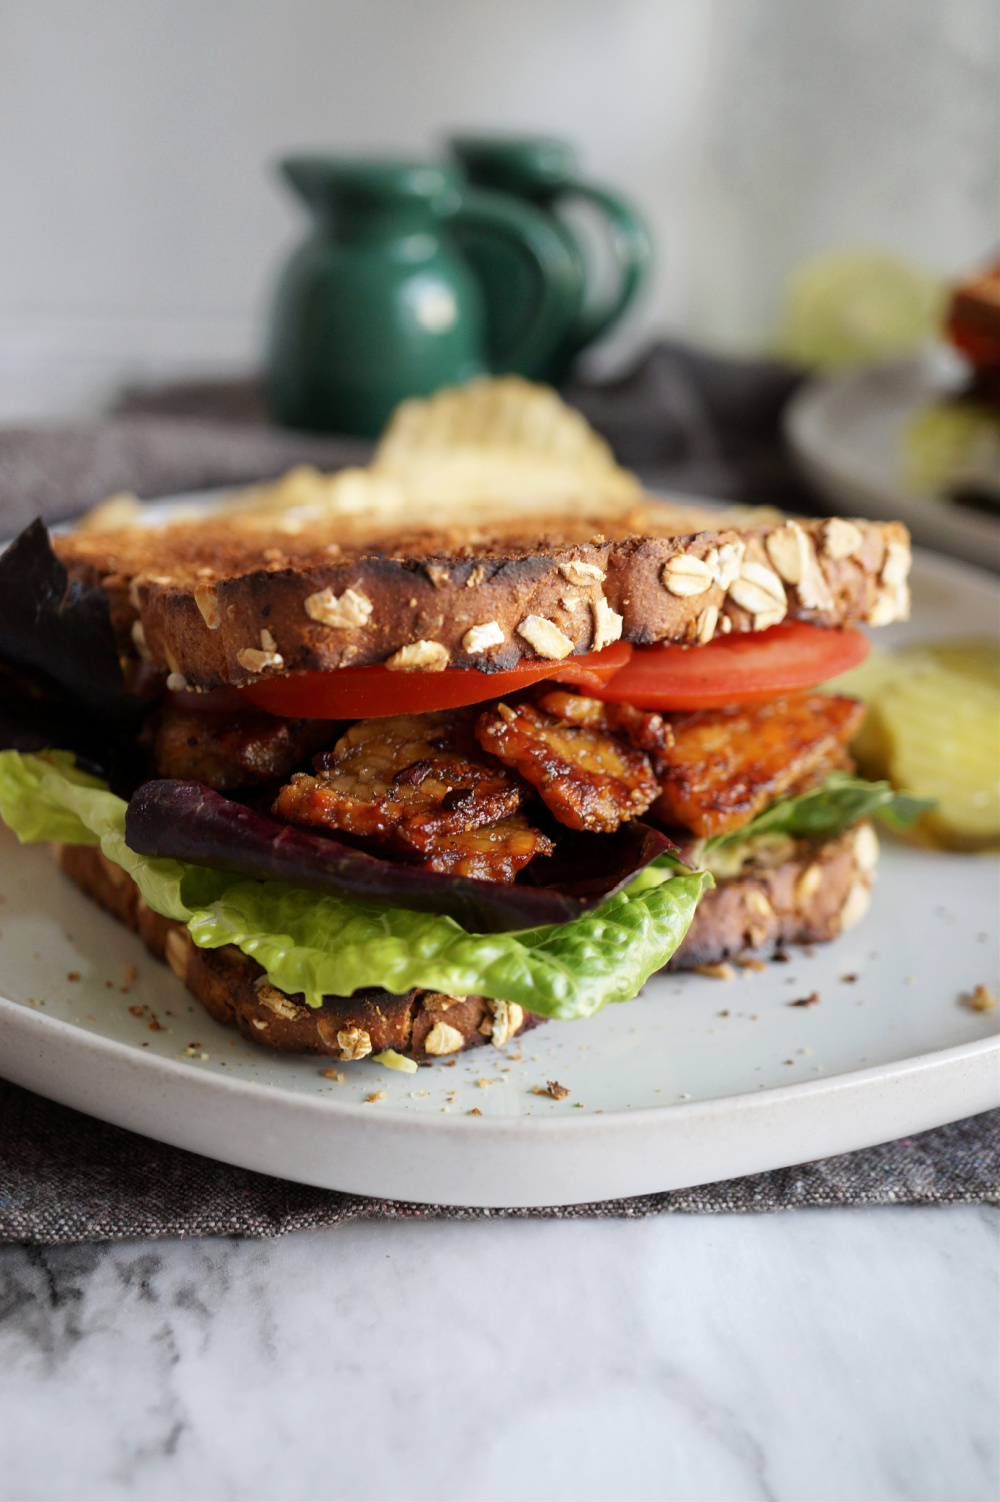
[829,638,999,850]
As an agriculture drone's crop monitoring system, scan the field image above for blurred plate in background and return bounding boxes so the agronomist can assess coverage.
[785,358,999,572]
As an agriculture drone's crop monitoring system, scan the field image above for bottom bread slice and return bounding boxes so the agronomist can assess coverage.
[52,843,540,1062]
[669,822,878,968]
[52,823,877,1059]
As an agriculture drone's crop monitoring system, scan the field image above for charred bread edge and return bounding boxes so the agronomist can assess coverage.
[52,823,878,1056]
[59,517,911,688]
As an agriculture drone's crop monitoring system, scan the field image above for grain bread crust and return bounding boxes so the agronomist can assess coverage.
[56,509,911,689]
[669,823,878,967]
[53,824,877,1056]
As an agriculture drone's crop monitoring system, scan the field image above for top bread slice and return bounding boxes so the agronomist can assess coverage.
[55,497,911,691]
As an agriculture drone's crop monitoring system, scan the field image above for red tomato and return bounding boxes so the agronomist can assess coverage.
[238,641,633,720]
[590,623,870,711]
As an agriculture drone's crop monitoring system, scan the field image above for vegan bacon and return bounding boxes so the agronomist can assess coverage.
[650,694,865,839]
[418,814,554,880]
[152,708,335,792]
[272,709,535,866]
[475,700,659,834]
[535,690,674,766]
[266,688,865,870]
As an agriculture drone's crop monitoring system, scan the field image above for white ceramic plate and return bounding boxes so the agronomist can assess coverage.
[0,549,997,1208]
[785,358,1000,572]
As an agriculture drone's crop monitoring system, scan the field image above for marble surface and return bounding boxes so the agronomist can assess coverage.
[1,1206,996,1501]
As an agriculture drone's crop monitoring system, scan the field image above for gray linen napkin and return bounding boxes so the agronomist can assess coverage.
[1,1081,996,1245]
[0,369,995,1240]
[0,411,370,534]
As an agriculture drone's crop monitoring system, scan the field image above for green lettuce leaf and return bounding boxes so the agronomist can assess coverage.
[706,770,935,852]
[0,748,203,921]
[0,749,710,1021]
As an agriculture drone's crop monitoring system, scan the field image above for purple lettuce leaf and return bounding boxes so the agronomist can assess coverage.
[125,779,673,933]
[0,520,154,791]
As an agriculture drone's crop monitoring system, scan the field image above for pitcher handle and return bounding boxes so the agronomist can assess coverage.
[447,188,582,380]
[560,182,652,357]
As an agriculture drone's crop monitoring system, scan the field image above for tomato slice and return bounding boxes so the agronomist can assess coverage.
[590,623,870,711]
[238,641,633,720]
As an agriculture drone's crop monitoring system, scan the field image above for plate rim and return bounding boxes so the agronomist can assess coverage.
[3,991,996,1136]
[784,361,1000,569]
[1,509,997,1203]
[2,994,996,1206]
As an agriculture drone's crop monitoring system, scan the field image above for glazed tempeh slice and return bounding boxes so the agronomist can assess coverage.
[475,700,659,834]
[651,694,866,839]
[272,709,529,855]
[152,707,334,792]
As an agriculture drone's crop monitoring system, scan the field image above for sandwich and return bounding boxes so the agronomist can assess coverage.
[904,259,1000,513]
[0,380,926,1067]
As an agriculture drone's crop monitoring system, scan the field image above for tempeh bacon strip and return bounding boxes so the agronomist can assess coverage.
[650,694,865,838]
[475,700,659,834]
[271,708,555,882]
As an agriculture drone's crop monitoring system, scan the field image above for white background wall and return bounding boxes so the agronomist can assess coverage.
[0,0,996,420]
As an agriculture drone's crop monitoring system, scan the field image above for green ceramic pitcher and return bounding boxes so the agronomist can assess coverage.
[267,157,581,437]
[449,135,652,385]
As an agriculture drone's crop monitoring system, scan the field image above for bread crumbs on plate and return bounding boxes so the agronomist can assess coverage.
[963,985,997,1013]
[533,1080,570,1100]
[364,1090,386,1103]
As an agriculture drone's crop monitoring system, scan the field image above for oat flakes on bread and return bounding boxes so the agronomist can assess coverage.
[56,502,909,689]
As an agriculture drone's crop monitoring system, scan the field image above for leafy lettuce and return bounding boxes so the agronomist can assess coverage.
[705,770,933,852]
[0,750,710,1021]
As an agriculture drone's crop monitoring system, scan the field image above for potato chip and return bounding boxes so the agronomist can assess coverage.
[76,492,143,532]
[75,377,763,542]
[224,465,408,531]
[370,375,642,520]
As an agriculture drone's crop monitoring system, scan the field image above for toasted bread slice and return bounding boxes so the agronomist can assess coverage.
[669,822,877,967]
[54,827,875,1057]
[53,843,541,1061]
[56,504,910,690]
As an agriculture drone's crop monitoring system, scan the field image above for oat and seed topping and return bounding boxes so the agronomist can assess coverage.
[517,614,575,660]
[385,640,451,671]
[303,585,374,630]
